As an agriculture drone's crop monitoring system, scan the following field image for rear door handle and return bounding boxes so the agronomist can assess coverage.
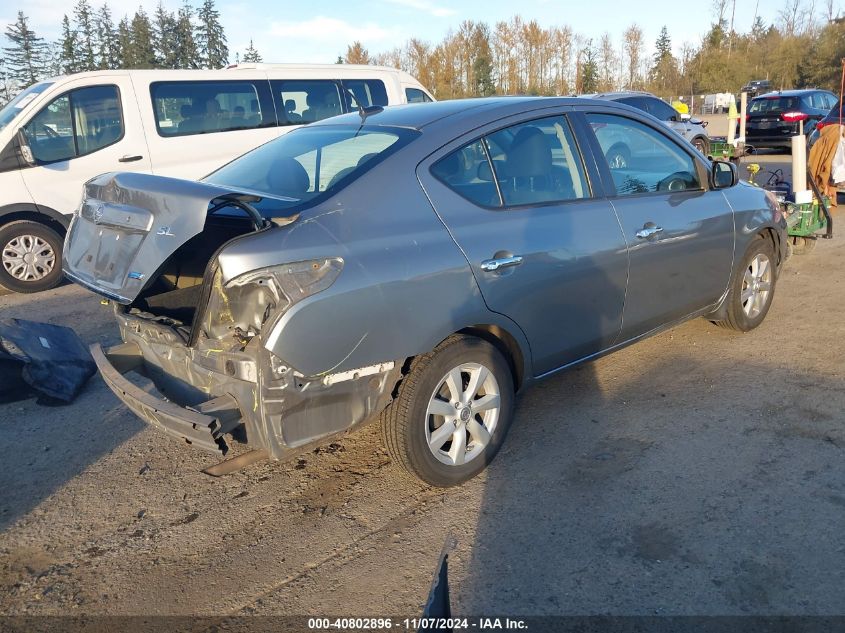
[481,255,523,272]
[635,225,664,239]
[118,155,143,163]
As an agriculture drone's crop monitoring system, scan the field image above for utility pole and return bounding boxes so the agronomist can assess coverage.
[727,0,736,57]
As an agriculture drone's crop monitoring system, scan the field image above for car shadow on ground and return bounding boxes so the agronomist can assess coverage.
[457,348,845,615]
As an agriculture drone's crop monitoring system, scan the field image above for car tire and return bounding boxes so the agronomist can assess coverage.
[605,143,631,169]
[712,235,777,332]
[789,235,817,255]
[0,220,65,294]
[380,334,515,487]
[692,136,710,155]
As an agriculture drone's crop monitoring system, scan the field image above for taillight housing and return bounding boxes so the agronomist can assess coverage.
[781,111,809,122]
[816,120,833,131]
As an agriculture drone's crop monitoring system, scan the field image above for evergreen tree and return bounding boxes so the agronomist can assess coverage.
[116,17,132,68]
[153,2,177,68]
[173,1,198,69]
[57,15,80,74]
[242,39,262,63]
[649,26,679,96]
[335,56,343,64]
[95,4,120,69]
[580,41,598,93]
[195,0,228,68]
[128,8,157,69]
[73,0,97,70]
[3,11,49,88]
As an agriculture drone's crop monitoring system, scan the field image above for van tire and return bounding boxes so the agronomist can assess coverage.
[0,220,64,293]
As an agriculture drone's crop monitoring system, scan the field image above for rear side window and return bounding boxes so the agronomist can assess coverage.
[24,85,123,163]
[341,79,388,110]
[405,87,433,103]
[150,81,273,137]
[749,97,800,113]
[273,80,343,126]
[432,115,589,208]
[645,97,679,121]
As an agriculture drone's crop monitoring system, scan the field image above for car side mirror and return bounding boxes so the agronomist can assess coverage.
[15,128,36,167]
[711,160,737,189]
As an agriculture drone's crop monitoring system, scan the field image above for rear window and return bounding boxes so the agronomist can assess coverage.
[749,97,800,113]
[272,80,344,126]
[150,80,274,137]
[203,125,419,215]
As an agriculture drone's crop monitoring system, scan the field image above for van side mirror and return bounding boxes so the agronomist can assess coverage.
[711,160,737,189]
[15,128,36,167]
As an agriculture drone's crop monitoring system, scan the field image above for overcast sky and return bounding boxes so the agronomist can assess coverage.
[0,0,818,65]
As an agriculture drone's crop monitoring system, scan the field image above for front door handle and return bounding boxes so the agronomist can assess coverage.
[635,225,664,239]
[118,155,144,163]
[481,255,523,272]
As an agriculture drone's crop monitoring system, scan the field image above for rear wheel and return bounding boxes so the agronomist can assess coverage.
[0,220,64,293]
[381,335,515,487]
[712,235,777,332]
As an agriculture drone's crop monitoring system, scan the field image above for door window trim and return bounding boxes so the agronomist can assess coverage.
[24,83,126,165]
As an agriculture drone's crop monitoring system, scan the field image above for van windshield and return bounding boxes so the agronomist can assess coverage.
[204,124,419,215]
[0,82,54,133]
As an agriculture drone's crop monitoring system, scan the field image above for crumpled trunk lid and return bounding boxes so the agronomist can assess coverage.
[62,172,262,304]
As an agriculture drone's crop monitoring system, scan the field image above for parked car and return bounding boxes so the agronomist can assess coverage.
[591,91,711,155]
[743,89,837,151]
[0,65,433,294]
[64,97,787,487]
[807,99,841,150]
[741,79,773,98]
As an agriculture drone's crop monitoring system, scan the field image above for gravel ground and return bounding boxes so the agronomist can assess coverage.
[1,172,844,618]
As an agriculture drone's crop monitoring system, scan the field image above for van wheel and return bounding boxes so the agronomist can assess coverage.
[712,235,777,332]
[381,335,515,487]
[0,220,64,293]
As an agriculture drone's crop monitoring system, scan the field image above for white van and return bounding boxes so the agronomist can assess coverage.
[0,64,434,293]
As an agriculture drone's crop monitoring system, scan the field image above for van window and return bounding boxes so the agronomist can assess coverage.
[0,81,54,133]
[23,85,123,164]
[272,80,343,126]
[150,81,272,137]
[340,79,388,110]
[405,88,433,103]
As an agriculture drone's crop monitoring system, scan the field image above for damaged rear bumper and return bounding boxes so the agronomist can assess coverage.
[91,342,242,455]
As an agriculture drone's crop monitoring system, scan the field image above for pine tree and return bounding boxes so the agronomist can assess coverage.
[57,15,80,74]
[95,4,120,69]
[116,17,131,68]
[127,8,157,69]
[73,0,97,70]
[3,11,49,88]
[195,0,228,68]
[153,2,177,68]
[649,26,679,96]
[242,39,262,63]
[173,1,198,69]
[580,40,599,93]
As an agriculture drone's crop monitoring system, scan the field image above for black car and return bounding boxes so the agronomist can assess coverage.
[741,79,773,98]
[744,89,838,151]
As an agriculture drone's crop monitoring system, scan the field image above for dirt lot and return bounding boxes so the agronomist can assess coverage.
[1,178,844,618]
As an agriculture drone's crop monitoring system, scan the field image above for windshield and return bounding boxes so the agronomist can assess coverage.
[749,96,800,114]
[0,82,54,133]
[204,124,419,216]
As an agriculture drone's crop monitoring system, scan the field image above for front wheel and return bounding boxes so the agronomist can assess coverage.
[0,220,65,293]
[712,235,777,332]
[381,335,515,487]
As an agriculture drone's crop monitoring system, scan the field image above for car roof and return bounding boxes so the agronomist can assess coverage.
[752,89,828,99]
[591,91,656,100]
[309,96,590,131]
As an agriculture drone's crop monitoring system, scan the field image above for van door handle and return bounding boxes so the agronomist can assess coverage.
[481,255,523,272]
[635,225,664,239]
[118,155,143,163]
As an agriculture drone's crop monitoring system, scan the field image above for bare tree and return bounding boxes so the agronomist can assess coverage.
[622,24,644,89]
[778,0,806,36]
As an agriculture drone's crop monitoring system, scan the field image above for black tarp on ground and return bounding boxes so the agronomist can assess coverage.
[0,318,96,404]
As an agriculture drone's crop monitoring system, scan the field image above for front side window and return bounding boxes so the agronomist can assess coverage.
[587,113,701,196]
[432,115,589,208]
[0,81,54,133]
[24,85,123,163]
[273,80,343,126]
[405,88,433,103]
[204,125,417,216]
[341,80,388,110]
[151,81,269,137]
